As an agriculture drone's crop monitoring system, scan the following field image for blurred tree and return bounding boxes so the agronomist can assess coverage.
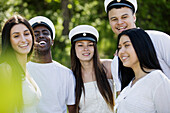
[0,0,169,68]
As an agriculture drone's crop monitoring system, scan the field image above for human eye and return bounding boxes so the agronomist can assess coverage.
[13,35,19,38]
[34,31,39,37]
[34,33,39,37]
[122,15,128,19]
[77,44,83,47]
[24,31,30,36]
[43,30,50,36]
[88,43,94,46]
[125,44,130,48]
[111,18,117,21]
[77,43,83,47]
[43,32,49,36]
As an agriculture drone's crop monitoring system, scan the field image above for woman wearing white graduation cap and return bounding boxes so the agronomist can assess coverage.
[69,25,115,113]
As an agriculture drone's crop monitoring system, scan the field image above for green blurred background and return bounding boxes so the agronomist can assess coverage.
[0,0,169,68]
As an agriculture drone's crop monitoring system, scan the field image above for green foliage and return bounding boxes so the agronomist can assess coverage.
[0,0,169,68]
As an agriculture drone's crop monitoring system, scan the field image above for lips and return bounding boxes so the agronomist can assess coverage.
[38,41,47,47]
[121,56,128,62]
[117,26,127,33]
[19,43,29,48]
[82,53,90,56]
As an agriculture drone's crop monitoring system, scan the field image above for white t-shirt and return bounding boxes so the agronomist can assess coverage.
[115,70,170,113]
[27,61,76,113]
[111,30,170,92]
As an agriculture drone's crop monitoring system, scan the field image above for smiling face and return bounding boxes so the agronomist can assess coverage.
[33,25,53,52]
[10,23,33,56]
[75,40,94,62]
[118,35,139,68]
[108,7,136,35]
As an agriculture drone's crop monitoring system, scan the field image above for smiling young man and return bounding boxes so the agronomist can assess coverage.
[104,0,170,93]
[26,16,76,113]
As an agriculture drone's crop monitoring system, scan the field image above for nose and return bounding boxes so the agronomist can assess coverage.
[117,19,123,24]
[21,34,26,42]
[39,32,44,38]
[84,45,89,51]
[118,47,125,55]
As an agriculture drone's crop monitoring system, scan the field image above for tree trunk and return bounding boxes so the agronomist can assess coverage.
[61,0,70,35]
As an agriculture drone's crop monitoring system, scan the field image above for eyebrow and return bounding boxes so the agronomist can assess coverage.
[12,29,29,35]
[122,14,128,17]
[118,40,131,46]
[34,29,49,33]
[110,13,129,20]
[42,29,50,32]
[123,40,130,44]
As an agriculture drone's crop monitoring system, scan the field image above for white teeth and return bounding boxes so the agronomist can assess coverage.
[122,56,127,60]
[118,27,125,30]
[39,41,46,45]
[19,44,28,47]
[83,53,90,56]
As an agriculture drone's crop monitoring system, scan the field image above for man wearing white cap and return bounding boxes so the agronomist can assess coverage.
[104,0,170,94]
[27,16,76,113]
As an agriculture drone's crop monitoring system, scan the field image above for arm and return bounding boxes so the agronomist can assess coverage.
[146,30,170,78]
[66,71,76,112]
[101,57,121,97]
[111,56,121,94]
[100,59,113,79]
[153,74,170,113]
[67,105,76,113]
[0,63,16,112]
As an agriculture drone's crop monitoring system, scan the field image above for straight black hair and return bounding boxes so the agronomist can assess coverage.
[71,41,114,112]
[117,28,162,90]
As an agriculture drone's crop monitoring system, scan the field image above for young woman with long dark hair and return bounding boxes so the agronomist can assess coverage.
[69,25,114,113]
[0,15,41,113]
[115,28,170,113]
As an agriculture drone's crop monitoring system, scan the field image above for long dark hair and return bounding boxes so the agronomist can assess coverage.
[0,15,34,112]
[117,28,162,90]
[71,41,114,112]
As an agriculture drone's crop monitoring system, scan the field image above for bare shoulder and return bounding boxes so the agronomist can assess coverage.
[100,59,113,79]
[101,59,113,68]
[0,62,12,72]
[0,62,12,79]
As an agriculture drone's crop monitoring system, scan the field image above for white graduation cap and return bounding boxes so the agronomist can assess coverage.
[29,16,55,40]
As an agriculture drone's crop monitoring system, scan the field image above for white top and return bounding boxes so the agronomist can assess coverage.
[27,61,76,113]
[115,70,170,113]
[0,62,41,113]
[22,76,41,113]
[79,79,114,113]
[111,30,170,92]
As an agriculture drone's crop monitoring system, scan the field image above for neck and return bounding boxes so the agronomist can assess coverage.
[31,50,53,63]
[131,64,152,86]
[16,54,27,73]
[80,60,95,82]
[80,60,93,71]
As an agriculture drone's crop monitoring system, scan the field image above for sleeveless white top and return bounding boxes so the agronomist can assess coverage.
[79,80,114,113]
[22,77,41,113]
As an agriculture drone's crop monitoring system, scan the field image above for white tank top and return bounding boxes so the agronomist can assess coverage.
[79,80,114,113]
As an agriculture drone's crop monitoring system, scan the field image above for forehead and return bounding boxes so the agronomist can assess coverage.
[76,40,94,44]
[119,35,131,44]
[108,7,133,17]
[33,25,50,32]
[11,23,28,33]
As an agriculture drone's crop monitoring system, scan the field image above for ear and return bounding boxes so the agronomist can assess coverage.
[133,13,136,23]
[51,40,54,46]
